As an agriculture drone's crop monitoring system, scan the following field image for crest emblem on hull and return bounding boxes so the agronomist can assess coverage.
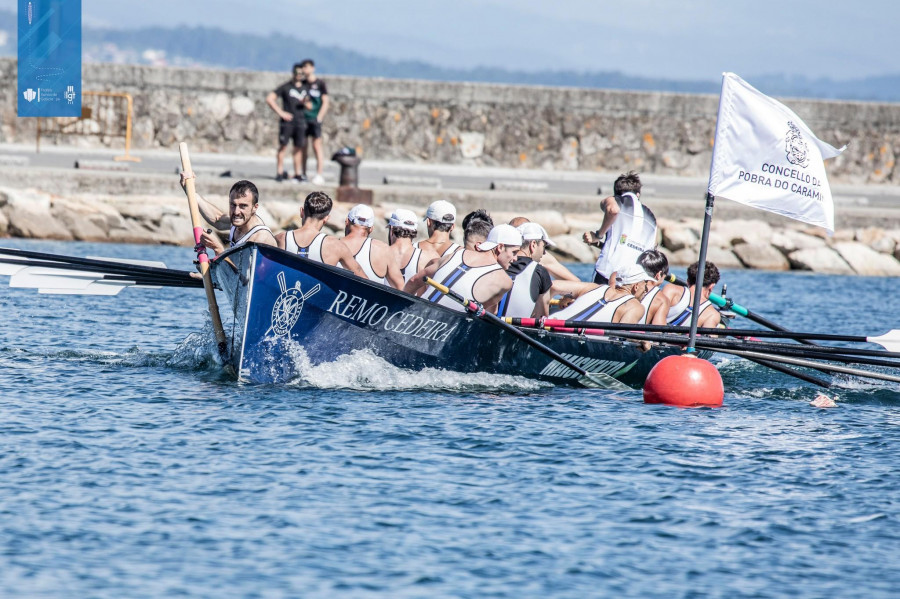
[785,121,810,168]
[269,271,320,336]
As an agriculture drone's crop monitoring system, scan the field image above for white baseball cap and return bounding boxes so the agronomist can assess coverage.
[388,208,418,231]
[517,222,556,247]
[617,263,656,285]
[424,200,456,224]
[347,204,375,227]
[477,224,524,251]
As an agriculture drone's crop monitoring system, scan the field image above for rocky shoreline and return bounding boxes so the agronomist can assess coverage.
[2,185,900,276]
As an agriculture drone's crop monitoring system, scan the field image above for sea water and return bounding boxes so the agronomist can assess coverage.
[1,239,898,598]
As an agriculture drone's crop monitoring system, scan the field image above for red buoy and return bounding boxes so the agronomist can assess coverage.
[643,354,724,407]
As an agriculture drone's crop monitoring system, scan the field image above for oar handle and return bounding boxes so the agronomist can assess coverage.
[425,277,588,377]
[179,142,229,362]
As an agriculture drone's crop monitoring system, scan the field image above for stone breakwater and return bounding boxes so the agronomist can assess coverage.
[2,186,899,276]
[2,59,900,183]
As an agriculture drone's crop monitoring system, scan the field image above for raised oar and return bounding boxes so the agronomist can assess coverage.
[664,273,817,346]
[179,142,229,364]
[424,278,629,390]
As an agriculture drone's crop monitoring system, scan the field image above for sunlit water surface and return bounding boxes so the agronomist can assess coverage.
[1,240,898,598]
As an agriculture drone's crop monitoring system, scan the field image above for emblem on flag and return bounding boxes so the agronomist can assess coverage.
[785,122,810,168]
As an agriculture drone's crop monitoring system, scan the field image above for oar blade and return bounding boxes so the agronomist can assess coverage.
[577,372,631,390]
[867,330,900,353]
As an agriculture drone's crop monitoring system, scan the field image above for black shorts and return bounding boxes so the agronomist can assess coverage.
[278,119,306,147]
[304,119,322,139]
[592,271,609,285]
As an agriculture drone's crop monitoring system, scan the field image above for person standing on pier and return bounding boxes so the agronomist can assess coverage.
[299,59,330,186]
[266,63,309,183]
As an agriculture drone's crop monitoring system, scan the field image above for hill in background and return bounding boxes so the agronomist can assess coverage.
[1,9,899,102]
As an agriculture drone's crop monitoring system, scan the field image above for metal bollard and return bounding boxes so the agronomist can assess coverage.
[331,148,361,188]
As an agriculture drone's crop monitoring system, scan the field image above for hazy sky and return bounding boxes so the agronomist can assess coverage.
[4,1,896,80]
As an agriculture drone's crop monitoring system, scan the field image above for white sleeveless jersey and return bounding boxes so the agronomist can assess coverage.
[498,261,539,318]
[339,237,387,285]
[423,250,502,312]
[416,240,460,259]
[668,286,712,325]
[640,286,661,324]
[401,245,423,283]
[228,223,273,248]
[593,192,658,279]
[285,230,327,263]
[552,285,634,324]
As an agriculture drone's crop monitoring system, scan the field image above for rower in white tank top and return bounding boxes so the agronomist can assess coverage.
[285,230,327,263]
[415,240,460,259]
[552,284,634,323]
[401,245,423,283]
[667,286,712,325]
[593,192,658,280]
[640,286,661,324]
[228,223,274,248]
[337,237,387,285]
[423,249,502,312]
[498,261,539,318]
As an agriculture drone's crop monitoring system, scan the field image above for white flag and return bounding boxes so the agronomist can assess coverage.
[707,73,846,233]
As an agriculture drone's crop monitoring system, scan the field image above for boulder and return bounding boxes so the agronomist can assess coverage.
[732,242,790,271]
[833,242,900,276]
[787,247,854,274]
[670,247,697,266]
[265,200,300,228]
[660,223,698,252]
[550,234,595,264]
[107,220,161,245]
[156,213,194,245]
[231,96,255,117]
[705,246,744,269]
[855,227,887,246]
[525,210,569,236]
[711,219,773,246]
[51,202,108,241]
[770,229,827,253]
[5,201,73,240]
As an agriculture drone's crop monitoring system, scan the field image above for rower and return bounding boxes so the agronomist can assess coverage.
[405,224,520,315]
[550,269,645,325]
[581,171,658,285]
[387,208,438,284]
[661,261,722,328]
[275,191,365,276]
[616,262,669,325]
[497,222,554,318]
[180,174,277,255]
[635,249,671,325]
[463,218,493,251]
[508,216,579,282]
[340,205,404,288]
[415,200,461,258]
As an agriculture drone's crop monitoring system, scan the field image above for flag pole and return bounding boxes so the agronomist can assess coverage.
[685,192,715,353]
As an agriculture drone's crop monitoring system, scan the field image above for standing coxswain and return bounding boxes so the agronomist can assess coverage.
[180,173,276,255]
[582,171,658,285]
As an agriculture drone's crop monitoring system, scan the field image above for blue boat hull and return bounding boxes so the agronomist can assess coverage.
[212,244,684,387]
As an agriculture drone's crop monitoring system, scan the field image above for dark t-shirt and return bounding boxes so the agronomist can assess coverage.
[274,80,308,117]
[507,256,552,301]
[301,79,328,120]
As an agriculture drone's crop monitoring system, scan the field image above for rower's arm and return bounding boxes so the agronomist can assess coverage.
[385,257,405,290]
[403,255,444,296]
[532,291,551,319]
[331,240,366,278]
[550,279,595,298]
[196,194,230,230]
[274,231,287,250]
[595,195,620,240]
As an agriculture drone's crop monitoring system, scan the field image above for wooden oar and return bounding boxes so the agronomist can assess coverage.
[424,278,629,390]
[179,142,229,363]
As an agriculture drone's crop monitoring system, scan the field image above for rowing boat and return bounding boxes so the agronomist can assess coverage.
[213,243,685,387]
